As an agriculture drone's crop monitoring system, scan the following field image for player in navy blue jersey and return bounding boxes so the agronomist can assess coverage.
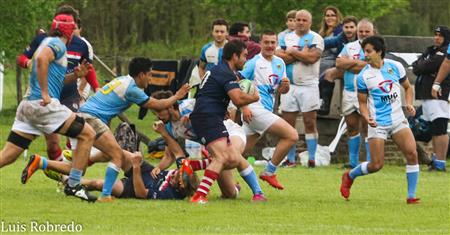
[190,40,266,204]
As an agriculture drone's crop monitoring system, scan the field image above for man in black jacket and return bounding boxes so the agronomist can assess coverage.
[412,25,449,171]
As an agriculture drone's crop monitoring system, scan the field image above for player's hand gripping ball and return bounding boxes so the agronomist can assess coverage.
[239,79,255,95]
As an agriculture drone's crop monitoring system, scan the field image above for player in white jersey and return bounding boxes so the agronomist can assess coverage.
[340,36,420,204]
[277,10,297,44]
[239,30,297,190]
[335,19,374,168]
[275,10,324,167]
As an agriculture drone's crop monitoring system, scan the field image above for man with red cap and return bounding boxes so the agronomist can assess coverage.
[16,5,99,162]
[0,13,97,202]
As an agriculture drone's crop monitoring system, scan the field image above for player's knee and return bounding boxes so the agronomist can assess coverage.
[430,118,448,136]
[287,130,299,143]
[7,131,32,150]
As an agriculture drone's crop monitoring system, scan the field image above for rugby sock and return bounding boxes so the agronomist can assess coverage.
[365,137,371,162]
[433,159,446,171]
[190,159,212,171]
[348,134,361,168]
[68,168,83,187]
[287,146,296,163]
[196,169,219,197]
[40,157,48,170]
[349,161,369,180]
[406,164,419,199]
[264,161,278,174]
[305,133,318,161]
[101,162,120,197]
[240,165,263,195]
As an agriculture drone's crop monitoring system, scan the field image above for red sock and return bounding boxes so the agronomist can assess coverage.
[196,169,219,197]
[190,159,212,171]
[48,147,62,161]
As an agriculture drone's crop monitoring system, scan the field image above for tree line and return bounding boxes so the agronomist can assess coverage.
[0,0,449,64]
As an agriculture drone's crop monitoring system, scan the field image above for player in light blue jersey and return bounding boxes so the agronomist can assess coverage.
[239,30,297,190]
[277,10,297,46]
[199,19,229,79]
[74,57,190,201]
[340,36,420,204]
[275,10,324,168]
[335,19,374,168]
[2,14,99,202]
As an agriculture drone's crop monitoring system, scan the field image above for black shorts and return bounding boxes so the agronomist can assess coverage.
[60,94,81,112]
[190,113,229,146]
[119,161,154,198]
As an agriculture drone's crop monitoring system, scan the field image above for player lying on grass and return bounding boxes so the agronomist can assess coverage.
[22,151,204,200]
[150,91,245,199]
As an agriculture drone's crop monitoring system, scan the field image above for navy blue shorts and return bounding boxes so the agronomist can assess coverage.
[190,113,229,146]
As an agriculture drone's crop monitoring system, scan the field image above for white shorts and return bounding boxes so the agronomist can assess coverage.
[368,119,409,140]
[280,84,320,113]
[421,99,450,122]
[342,89,359,116]
[12,98,72,135]
[224,119,246,146]
[243,103,280,135]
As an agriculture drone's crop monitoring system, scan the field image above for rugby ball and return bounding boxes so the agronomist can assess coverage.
[239,79,255,94]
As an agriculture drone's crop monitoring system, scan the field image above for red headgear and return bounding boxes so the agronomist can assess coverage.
[51,14,76,42]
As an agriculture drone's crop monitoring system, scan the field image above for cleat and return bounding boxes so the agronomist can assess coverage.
[407,198,420,204]
[280,160,297,168]
[64,184,97,202]
[97,196,115,203]
[190,194,208,204]
[340,171,353,199]
[308,160,316,168]
[259,173,284,190]
[21,154,42,184]
[43,169,63,182]
[252,194,267,202]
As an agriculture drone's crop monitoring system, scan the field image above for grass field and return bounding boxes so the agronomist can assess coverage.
[1,68,449,234]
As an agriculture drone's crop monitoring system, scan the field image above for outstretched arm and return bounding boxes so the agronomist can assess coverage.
[131,153,149,199]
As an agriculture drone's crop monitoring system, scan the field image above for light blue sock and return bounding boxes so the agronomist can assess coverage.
[68,168,83,187]
[305,133,318,161]
[406,165,419,199]
[240,165,263,195]
[348,134,361,168]
[349,161,369,180]
[434,159,446,171]
[101,162,120,197]
[41,157,48,170]
[264,161,277,174]
[365,138,371,162]
[287,146,296,163]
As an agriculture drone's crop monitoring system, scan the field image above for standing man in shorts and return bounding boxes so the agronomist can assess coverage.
[275,10,324,167]
[334,19,374,168]
[415,26,449,171]
[0,14,97,202]
[239,30,297,189]
[340,36,420,204]
[189,40,266,204]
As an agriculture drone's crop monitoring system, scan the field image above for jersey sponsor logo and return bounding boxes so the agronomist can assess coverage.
[268,74,280,86]
[378,80,394,93]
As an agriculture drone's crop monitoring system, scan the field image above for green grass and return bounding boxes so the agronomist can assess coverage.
[1,68,450,234]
